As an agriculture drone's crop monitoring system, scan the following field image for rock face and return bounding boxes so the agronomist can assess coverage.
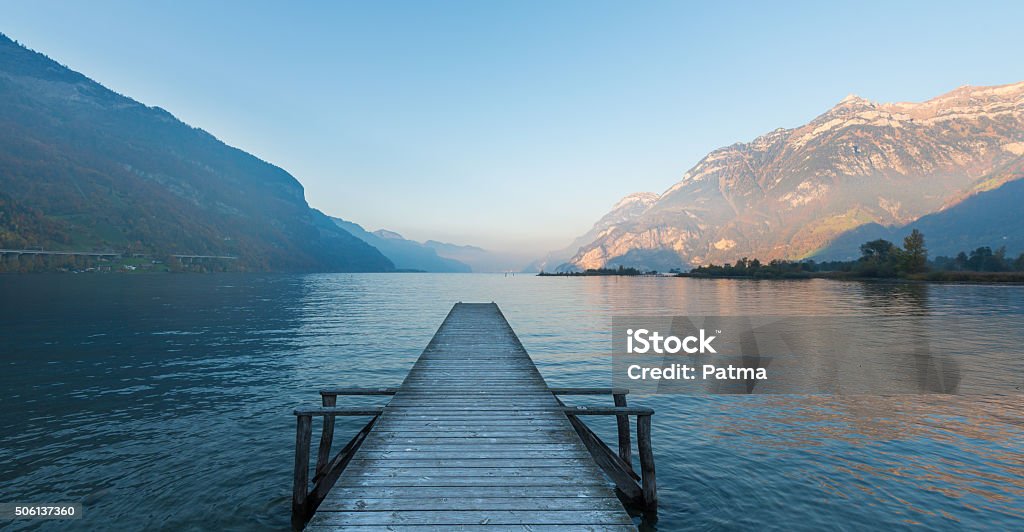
[0,33,393,272]
[565,82,1024,270]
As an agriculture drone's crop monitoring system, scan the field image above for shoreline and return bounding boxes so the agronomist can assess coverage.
[538,271,1024,284]
[679,271,1024,283]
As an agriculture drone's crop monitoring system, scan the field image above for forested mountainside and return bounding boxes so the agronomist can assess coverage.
[0,34,392,272]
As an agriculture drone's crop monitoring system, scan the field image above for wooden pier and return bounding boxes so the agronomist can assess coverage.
[292,302,656,530]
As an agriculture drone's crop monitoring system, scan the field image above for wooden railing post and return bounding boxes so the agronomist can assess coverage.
[314,393,337,482]
[291,413,312,530]
[637,413,657,510]
[613,392,632,471]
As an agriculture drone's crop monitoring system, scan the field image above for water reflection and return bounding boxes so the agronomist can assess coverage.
[0,274,1021,531]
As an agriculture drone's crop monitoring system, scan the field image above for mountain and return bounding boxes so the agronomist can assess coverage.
[330,218,470,272]
[818,155,1024,260]
[565,82,1024,270]
[423,241,530,273]
[530,192,659,272]
[0,33,393,272]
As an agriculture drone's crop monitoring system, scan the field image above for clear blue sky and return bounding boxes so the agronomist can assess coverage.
[2,1,1022,254]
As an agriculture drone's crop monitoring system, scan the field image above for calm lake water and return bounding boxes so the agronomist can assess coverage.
[1,274,1022,530]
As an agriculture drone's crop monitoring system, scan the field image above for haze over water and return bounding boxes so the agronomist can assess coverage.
[1,274,1022,530]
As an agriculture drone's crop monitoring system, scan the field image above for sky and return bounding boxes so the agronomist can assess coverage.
[1,0,1023,255]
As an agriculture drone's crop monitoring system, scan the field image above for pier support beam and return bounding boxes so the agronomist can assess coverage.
[291,414,312,530]
[638,413,657,510]
[613,392,632,470]
[314,394,336,482]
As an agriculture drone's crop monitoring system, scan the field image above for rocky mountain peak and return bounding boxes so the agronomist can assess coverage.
[372,229,405,240]
[881,81,1024,120]
[560,81,1024,271]
[836,93,872,107]
[811,93,881,126]
[611,192,659,211]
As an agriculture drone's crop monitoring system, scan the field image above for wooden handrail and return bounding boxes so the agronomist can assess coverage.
[293,407,385,416]
[319,387,399,396]
[296,389,657,522]
[560,401,657,511]
[550,389,634,470]
[314,389,395,483]
[292,407,381,530]
[560,405,654,416]
[549,387,630,395]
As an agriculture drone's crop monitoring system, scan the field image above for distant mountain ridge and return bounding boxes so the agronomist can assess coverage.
[0,33,392,272]
[330,218,471,272]
[528,192,658,272]
[423,240,530,273]
[554,81,1024,271]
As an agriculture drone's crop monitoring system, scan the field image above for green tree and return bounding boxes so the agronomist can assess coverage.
[900,229,928,274]
[858,239,899,277]
[860,239,897,260]
[954,251,969,271]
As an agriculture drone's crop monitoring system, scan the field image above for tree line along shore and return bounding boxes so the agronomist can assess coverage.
[539,231,1024,283]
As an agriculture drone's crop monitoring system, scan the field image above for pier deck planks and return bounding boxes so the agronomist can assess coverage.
[307,302,635,531]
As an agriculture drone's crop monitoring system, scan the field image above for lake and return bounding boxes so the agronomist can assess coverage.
[1,273,1022,530]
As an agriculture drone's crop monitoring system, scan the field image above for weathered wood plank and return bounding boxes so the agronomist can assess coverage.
[333,477,607,488]
[374,420,563,429]
[339,466,606,478]
[357,444,586,452]
[365,435,580,445]
[316,497,625,512]
[384,403,561,409]
[380,412,566,418]
[352,450,592,460]
[371,429,578,437]
[307,510,634,526]
[322,486,617,499]
[382,408,560,414]
[346,458,596,468]
[306,526,636,532]
[371,430,575,438]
